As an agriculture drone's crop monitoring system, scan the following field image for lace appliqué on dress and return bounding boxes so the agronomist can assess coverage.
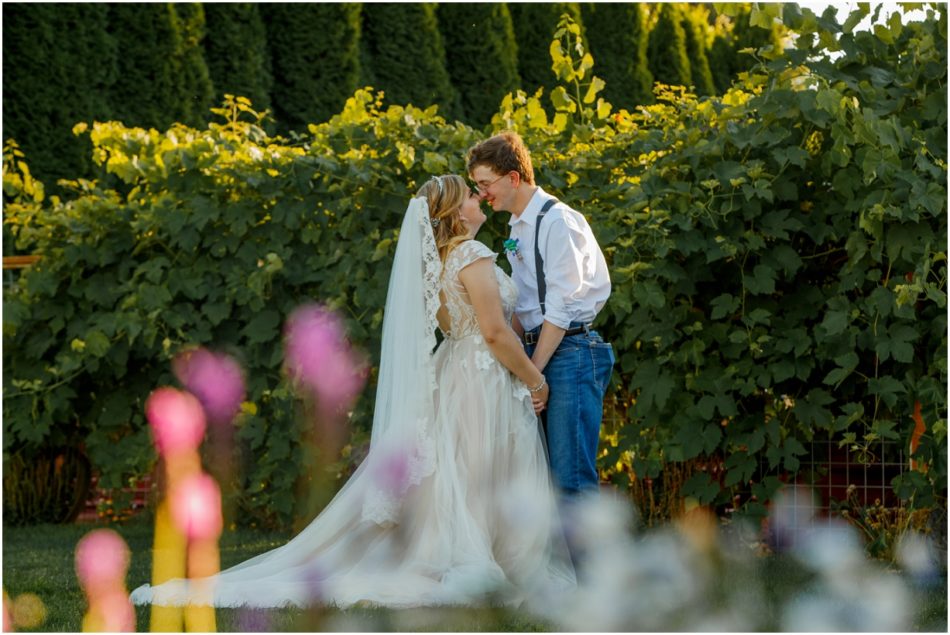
[475,350,494,371]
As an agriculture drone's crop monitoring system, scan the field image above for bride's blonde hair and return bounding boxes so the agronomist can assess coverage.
[416,175,470,262]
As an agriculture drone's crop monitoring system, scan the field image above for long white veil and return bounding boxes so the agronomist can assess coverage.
[360,196,441,523]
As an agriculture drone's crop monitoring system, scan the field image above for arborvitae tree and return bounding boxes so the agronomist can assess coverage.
[646,4,692,89]
[357,35,377,90]
[508,3,584,96]
[438,3,520,126]
[581,3,653,108]
[361,3,458,120]
[108,4,191,129]
[680,5,716,96]
[203,4,273,112]
[708,31,735,93]
[173,4,216,127]
[262,4,361,131]
[2,4,116,185]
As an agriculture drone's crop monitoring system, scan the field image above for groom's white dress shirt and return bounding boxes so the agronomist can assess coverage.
[507,187,611,332]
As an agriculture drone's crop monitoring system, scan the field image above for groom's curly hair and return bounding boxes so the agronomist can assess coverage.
[466,131,535,186]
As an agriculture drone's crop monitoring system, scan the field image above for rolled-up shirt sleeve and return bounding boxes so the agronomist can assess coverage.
[540,216,591,330]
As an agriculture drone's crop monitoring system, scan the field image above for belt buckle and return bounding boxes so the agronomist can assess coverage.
[524,331,538,345]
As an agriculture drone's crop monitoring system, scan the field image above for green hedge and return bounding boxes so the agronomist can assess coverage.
[4,7,946,527]
[262,4,362,133]
[680,6,716,96]
[581,3,653,108]
[509,3,584,97]
[438,3,520,126]
[3,3,767,190]
[647,4,692,89]
[203,4,273,113]
[1,4,115,186]
[361,3,458,121]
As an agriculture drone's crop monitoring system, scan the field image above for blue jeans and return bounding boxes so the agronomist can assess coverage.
[525,323,615,497]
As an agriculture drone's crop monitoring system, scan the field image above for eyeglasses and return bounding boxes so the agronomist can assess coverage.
[473,173,509,194]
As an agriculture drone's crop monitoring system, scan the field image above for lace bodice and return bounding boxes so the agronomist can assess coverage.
[440,240,517,338]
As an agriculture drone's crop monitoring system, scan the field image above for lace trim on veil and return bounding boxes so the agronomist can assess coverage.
[361,197,440,525]
[419,201,441,392]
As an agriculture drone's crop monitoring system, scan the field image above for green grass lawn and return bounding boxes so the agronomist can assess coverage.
[3,519,946,631]
[1,518,550,632]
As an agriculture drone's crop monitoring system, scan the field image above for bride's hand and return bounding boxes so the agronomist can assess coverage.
[532,382,549,414]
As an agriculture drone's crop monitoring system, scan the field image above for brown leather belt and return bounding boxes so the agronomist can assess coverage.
[523,324,589,345]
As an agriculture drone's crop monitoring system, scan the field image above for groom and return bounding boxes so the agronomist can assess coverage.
[467,131,614,499]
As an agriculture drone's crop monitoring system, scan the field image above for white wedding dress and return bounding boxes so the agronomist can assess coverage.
[130,207,575,609]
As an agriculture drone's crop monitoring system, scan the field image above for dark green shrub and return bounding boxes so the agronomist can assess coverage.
[173,4,216,127]
[204,4,273,112]
[709,32,735,94]
[680,5,716,96]
[2,4,116,186]
[361,3,458,121]
[438,3,520,126]
[262,4,361,132]
[509,3,583,96]
[107,4,193,129]
[647,3,692,88]
[581,3,653,108]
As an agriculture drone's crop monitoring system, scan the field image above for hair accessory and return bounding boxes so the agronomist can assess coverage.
[430,218,441,228]
[432,175,443,195]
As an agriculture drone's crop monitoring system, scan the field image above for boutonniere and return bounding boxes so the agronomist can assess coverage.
[503,238,523,261]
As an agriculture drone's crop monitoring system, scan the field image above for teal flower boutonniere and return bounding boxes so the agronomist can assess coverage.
[503,238,523,261]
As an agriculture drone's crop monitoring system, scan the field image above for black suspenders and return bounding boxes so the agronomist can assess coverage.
[534,198,558,315]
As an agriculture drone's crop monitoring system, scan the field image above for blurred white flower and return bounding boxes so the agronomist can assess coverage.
[781,572,910,632]
[769,485,819,548]
[792,520,865,576]
[896,530,939,582]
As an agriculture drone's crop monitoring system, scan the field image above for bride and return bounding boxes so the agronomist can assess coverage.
[130,175,575,608]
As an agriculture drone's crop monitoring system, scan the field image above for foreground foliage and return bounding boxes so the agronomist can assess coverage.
[3,6,946,527]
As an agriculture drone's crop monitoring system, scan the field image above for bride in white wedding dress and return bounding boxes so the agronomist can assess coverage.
[130,175,575,609]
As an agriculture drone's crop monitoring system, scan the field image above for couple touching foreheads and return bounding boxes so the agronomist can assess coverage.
[132,131,614,609]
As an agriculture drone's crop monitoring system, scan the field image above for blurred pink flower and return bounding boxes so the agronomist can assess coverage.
[3,593,12,632]
[283,304,368,417]
[237,607,273,632]
[75,529,130,596]
[145,387,207,457]
[170,473,223,541]
[88,592,135,632]
[173,347,246,426]
[374,448,410,495]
